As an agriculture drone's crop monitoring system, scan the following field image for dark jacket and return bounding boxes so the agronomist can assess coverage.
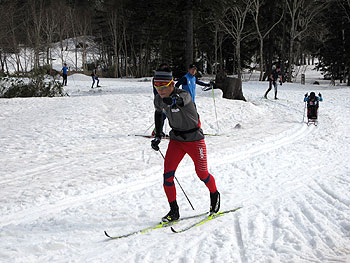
[154,88,204,142]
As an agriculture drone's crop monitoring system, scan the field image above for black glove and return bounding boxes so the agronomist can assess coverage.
[202,86,211,91]
[151,137,161,151]
[304,93,308,98]
[172,94,184,106]
[318,93,322,97]
[279,80,283,85]
[162,96,173,105]
[163,94,184,107]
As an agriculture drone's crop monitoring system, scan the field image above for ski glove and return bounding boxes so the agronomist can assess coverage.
[279,80,283,85]
[318,93,322,97]
[202,86,211,91]
[163,94,184,107]
[305,93,308,97]
[151,137,161,151]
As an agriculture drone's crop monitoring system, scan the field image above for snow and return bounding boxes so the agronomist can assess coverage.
[0,74,350,263]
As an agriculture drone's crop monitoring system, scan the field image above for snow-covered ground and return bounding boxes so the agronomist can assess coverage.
[0,75,349,263]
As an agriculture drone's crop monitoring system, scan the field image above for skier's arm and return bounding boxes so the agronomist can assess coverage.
[178,92,192,107]
[196,79,210,87]
[175,76,187,88]
[154,110,163,137]
[318,93,323,101]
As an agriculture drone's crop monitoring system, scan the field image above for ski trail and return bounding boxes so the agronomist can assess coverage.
[0,120,313,228]
[0,173,160,228]
[209,123,313,166]
[234,215,247,263]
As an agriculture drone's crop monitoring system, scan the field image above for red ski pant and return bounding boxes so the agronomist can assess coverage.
[163,139,217,203]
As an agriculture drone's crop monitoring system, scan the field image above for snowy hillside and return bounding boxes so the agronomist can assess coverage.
[0,76,349,263]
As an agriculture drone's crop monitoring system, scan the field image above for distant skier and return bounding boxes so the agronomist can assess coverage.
[264,65,283,99]
[91,68,101,88]
[61,63,69,86]
[304,92,323,121]
[175,64,211,104]
[152,68,220,222]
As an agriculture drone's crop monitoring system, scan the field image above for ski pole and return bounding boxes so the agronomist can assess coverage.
[211,81,220,133]
[302,101,307,123]
[158,149,195,210]
[143,122,155,134]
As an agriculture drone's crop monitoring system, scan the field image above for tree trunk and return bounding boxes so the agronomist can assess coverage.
[215,70,246,101]
[214,23,218,74]
[236,37,241,79]
[259,38,264,81]
[287,38,294,82]
[185,0,193,67]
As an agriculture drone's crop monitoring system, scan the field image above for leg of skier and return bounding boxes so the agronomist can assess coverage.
[162,140,186,222]
[184,139,220,214]
[264,81,272,99]
[274,81,278,99]
[91,76,95,89]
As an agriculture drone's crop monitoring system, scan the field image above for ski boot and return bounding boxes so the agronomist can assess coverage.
[162,200,180,222]
[210,191,220,215]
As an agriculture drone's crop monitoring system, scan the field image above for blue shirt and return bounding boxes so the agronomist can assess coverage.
[175,73,209,103]
[62,66,68,75]
[304,96,323,105]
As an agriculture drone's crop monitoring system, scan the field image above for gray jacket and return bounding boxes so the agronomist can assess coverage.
[154,88,204,142]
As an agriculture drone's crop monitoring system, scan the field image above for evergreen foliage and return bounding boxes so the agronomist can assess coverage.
[0,70,65,98]
[0,0,348,84]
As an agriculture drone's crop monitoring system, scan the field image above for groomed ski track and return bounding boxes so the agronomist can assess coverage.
[0,78,349,263]
[0,113,312,228]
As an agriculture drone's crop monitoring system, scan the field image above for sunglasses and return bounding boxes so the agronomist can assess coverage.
[153,78,174,90]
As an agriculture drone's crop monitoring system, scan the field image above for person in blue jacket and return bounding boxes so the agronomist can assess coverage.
[61,63,69,86]
[304,92,323,120]
[175,64,211,104]
[91,68,101,88]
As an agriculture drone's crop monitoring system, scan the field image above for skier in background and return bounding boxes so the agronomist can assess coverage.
[304,92,323,121]
[175,64,211,104]
[61,63,69,86]
[91,68,101,89]
[264,65,283,99]
[151,67,220,222]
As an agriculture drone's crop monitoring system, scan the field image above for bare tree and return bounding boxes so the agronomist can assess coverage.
[186,0,194,67]
[43,7,59,69]
[285,0,327,82]
[56,5,71,66]
[107,9,122,78]
[339,0,350,22]
[218,0,253,79]
[26,0,45,69]
[251,0,284,80]
[339,0,350,85]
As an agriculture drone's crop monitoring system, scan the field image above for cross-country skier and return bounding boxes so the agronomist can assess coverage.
[175,64,211,104]
[151,63,169,137]
[91,68,101,89]
[264,65,283,99]
[304,92,323,120]
[61,63,69,86]
[151,68,220,222]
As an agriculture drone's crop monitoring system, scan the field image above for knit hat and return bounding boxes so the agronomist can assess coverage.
[154,70,173,81]
[153,70,173,88]
[188,64,197,70]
